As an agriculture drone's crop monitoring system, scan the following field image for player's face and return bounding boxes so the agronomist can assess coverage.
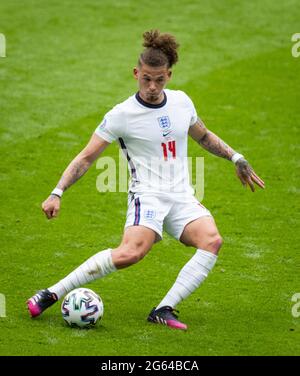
[133,64,172,104]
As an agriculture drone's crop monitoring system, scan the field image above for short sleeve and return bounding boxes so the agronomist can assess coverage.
[94,105,124,143]
[189,102,198,126]
[178,91,198,126]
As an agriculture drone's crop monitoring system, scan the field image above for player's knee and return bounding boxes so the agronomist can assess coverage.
[206,235,223,254]
[123,245,149,265]
[125,250,145,265]
[118,238,151,266]
[203,234,223,254]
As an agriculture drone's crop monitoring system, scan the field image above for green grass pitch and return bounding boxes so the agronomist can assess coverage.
[0,0,299,356]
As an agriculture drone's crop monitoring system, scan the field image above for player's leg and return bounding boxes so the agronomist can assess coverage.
[27,225,156,317]
[148,196,221,330]
[156,216,222,311]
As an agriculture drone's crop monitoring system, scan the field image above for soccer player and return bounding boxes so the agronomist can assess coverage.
[27,30,265,330]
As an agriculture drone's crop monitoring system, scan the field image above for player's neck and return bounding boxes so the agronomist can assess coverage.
[136,91,167,108]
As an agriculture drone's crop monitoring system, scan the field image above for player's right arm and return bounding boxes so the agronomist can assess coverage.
[42,134,109,219]
[188,118,265,191]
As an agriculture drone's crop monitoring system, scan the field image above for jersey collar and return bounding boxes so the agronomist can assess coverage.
[135,91,167,109]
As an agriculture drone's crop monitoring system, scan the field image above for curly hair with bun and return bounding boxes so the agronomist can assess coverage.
[139,29,179,68]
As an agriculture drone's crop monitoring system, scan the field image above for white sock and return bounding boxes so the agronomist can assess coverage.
[156,249,217,309]
[48,248,116,299]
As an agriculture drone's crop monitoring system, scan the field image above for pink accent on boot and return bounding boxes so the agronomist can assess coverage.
[166,319,187,330]
[27,299,41,318]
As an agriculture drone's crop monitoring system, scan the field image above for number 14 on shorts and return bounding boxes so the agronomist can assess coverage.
[161,141,176,160]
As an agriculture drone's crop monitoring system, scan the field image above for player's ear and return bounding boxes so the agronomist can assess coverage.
[133,67,139,80]
[167,70,172,80]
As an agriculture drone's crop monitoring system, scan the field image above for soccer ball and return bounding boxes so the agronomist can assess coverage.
[61,288,104,328]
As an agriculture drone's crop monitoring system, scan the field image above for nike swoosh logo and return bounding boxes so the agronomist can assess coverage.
[163,130,172,137]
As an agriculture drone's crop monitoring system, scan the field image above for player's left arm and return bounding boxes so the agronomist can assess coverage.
[188,118,265,191]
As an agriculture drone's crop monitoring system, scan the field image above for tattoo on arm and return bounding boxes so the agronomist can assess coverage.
[57,159,91,191]
[198,130,235,161]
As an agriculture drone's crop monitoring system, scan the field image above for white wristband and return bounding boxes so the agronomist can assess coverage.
[51,188,63,198]
[231,153,244,164]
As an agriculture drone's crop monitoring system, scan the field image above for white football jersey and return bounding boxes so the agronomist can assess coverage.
[95,89,198,194]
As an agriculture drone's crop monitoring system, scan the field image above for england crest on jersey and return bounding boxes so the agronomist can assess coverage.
[144,209,156,220]
[157,116,171,130]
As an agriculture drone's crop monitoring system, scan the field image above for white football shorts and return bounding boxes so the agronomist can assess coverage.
[125,191,212,241]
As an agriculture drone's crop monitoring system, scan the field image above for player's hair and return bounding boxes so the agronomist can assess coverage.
[139,29,179,68]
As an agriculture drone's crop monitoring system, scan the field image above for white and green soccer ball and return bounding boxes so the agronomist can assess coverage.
[61,288,104,328]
